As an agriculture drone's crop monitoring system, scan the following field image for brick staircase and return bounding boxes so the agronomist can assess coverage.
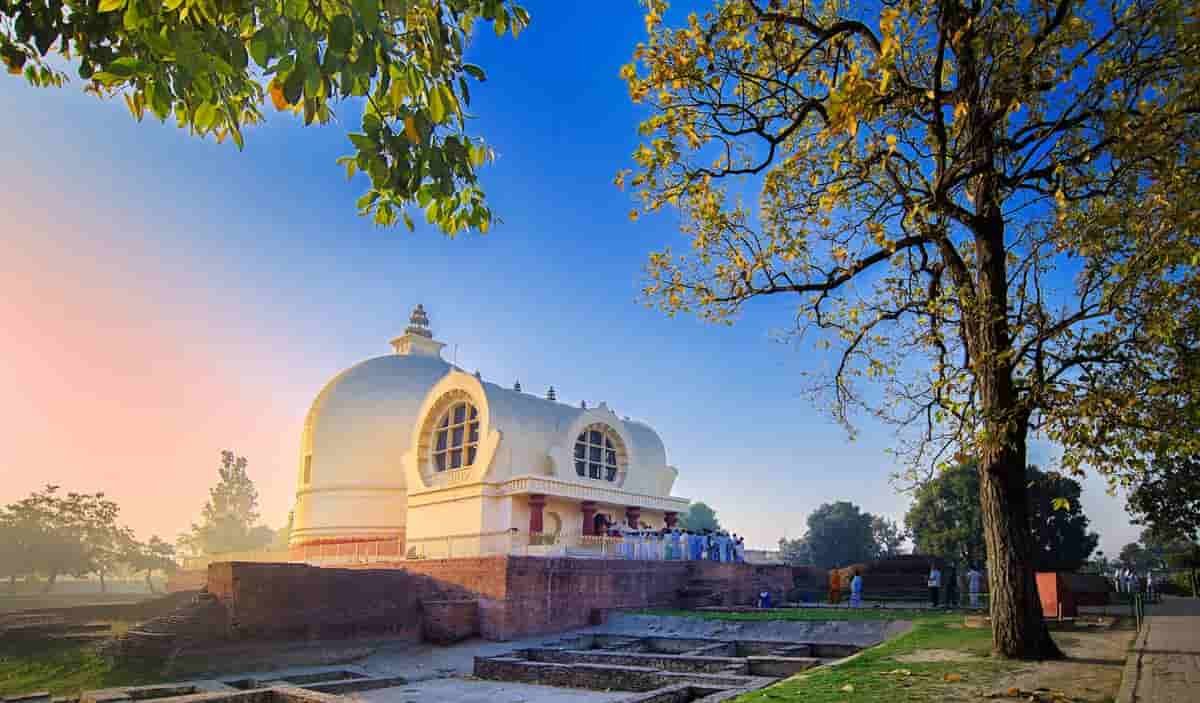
[99,591,228,667]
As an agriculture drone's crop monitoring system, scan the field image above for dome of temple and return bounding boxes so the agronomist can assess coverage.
[289,304,687,558]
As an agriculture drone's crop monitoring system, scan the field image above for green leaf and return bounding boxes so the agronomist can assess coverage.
[193,102,217,131]
[248,32,270,67]
[352,0,379,31]
[328,15,353,56]
[283,66,304,105]
[347,132,374,150]
[162,0,184,11]
[90,71,127,87]
[493,9,508,37]
[428,84,444,123]
[99,0,126,13]
[462,63,486,82]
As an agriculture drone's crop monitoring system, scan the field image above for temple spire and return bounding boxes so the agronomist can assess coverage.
[405,303,432,338]
[390,303,445,358]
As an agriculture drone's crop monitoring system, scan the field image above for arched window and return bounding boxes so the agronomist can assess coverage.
[432,401,479,471]
[574,427,619,482]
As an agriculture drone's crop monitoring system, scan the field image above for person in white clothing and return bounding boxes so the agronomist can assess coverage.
[967,566,983,608]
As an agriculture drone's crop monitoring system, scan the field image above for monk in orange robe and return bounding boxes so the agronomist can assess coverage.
[828,568,842,605]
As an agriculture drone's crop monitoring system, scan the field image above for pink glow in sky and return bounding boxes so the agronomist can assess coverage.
[1,190,304,542]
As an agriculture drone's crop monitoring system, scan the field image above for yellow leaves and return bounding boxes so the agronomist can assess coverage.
[403,116,419,142]
[879,7,901,33]
[619,63,637,81]
[879,69,892,93]
[629,209,640,222]
[943,673,963,682]
[832,246,849,262]
[885,134,898,153]
[98,0,125,12]
[269,81,288,110]
[840,684,855,693]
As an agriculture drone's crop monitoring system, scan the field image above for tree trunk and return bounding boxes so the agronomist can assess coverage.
[145,569,157,594]
[42,572,57,593]
[99,569,107,593]
[969,155,1061,659]
[7,574,15,594]
[978,425,1062,658]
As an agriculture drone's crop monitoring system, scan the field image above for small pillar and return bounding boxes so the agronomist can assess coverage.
[529,494,546,534]
[664,511,678,529]
[581,501,598,536]
[625,506,641,529]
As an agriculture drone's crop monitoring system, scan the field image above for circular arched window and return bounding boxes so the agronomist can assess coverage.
[432,401,479,471]
[574,426,621,482]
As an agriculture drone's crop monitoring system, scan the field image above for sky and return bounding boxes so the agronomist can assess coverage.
[0,2,1140,556]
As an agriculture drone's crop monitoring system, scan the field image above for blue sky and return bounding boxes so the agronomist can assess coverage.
[0,2,1139,555]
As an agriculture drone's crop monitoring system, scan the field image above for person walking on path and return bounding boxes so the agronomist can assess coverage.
[928,563,942,607]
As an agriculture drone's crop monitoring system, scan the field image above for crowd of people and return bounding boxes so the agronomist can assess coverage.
[1112,569,1161,599]
[926,563,986,608]
[603,524,747,562]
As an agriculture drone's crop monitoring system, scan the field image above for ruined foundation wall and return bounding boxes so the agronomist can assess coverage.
[206,558,793,642]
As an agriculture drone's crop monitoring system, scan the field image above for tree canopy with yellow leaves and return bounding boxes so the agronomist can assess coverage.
[621,0,1197,659]
[1,0,528,233]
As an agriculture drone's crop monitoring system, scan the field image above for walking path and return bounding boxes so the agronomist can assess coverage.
[1119,596,1200,703]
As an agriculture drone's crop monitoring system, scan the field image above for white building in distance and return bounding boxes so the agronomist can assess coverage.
[289,305,689,560]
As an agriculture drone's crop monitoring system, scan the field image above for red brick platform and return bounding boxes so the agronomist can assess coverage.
[204,557,793,642]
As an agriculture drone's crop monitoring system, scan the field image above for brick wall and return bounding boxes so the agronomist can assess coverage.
[205,557,794,643]
[421,600,480,644]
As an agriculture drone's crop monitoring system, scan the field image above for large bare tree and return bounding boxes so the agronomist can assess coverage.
[621,0,1197,658]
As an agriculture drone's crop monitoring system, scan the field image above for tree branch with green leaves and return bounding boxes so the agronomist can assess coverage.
[1,0,528,233]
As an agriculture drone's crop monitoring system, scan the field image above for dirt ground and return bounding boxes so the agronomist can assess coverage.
[993,627,1134,702]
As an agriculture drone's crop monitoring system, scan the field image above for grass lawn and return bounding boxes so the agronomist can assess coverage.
[734,613,1017,702]
[639,607,952,622]
[0,635,166,697]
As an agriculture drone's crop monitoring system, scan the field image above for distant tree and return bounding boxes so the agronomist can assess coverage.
[124,536,177,594]
[0,507,29,591]
[803,501,879,568]
[271,511,295,551]
[182,451,274,554]
[872,516,906,557]
[1117,542,1155,572]
[1128,455,1200,544]
[1027,470,1100,571]
[777,536,813,566]
[678,502,720,532]
[906,464,987,566]
[907,464,1099,570]
[75,494,130,593]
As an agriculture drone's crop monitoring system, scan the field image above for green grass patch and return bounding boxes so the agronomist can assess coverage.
[734,614,1016,703]
[637,607,950,622]
[0,637,166,697]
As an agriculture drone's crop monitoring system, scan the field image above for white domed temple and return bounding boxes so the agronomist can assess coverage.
[289,305,690,561]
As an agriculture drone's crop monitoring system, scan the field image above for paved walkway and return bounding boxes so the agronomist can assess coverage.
[1120,596,1200,703]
